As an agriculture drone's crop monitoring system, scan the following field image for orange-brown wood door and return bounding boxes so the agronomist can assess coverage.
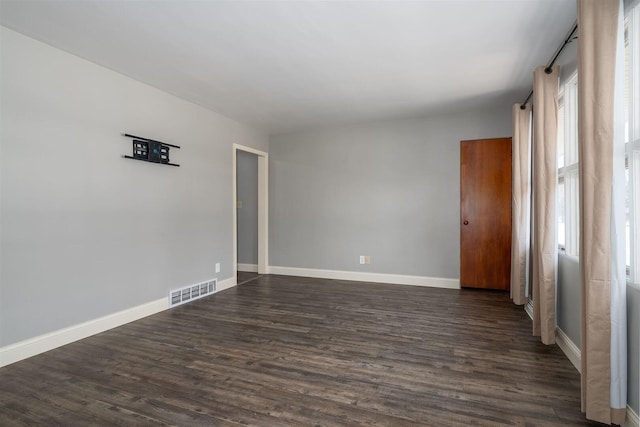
[460,138,512,290]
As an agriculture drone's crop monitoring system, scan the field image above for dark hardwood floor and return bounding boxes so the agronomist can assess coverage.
[237,271,261,285]
[0,275,597,426]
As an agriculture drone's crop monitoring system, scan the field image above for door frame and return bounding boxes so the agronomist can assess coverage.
[232,144,269,278]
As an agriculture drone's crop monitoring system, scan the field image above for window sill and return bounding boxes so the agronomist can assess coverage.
[627,281,640,290]
[558,247,579,263]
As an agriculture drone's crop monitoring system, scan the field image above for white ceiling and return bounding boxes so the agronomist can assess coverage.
[0,0,576,135]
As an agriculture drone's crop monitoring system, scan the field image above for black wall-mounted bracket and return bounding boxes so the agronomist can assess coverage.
[122,133,180,167]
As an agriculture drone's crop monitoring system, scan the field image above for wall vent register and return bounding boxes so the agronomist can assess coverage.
[169,279,217,308]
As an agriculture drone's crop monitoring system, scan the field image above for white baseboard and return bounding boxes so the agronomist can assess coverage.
[525,305,581,374]
[237,263,258,273]
[627,406,640,427]
[0,274,636,425]
[217,276,237,291]
[0,276,239,368]
[555,327,581,373]
[528,323,637,425]
[0,297,168,368]
[267,265,460,289]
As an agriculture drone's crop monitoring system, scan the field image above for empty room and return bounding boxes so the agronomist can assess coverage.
[1,0,639,425]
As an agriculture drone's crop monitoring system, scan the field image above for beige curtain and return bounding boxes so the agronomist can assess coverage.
[577,0,627,424]
[510,104,531,305]
[531,65,559,345]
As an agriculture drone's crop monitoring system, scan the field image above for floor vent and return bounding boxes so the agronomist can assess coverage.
[169,278,217,308]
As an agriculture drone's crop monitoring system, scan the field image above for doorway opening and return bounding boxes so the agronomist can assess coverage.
[233,144,268,285]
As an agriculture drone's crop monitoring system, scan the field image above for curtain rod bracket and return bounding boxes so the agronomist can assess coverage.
[519,23,578,107]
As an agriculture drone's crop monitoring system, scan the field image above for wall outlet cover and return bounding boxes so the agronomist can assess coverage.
[359,256,365,265]
[215,263,221,273]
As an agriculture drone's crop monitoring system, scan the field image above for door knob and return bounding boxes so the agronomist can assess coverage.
[463,220,469,225]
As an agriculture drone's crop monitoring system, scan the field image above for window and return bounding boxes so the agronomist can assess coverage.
[625,3,640,283]
[557,73,579,256]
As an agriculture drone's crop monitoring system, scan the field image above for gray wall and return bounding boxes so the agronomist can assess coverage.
[0,27,268,347]
[557,254,581,346]
[269,106,511,278]
[236,151,259,265]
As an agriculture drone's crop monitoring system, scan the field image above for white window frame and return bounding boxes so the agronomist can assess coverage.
[557,72,579,257]
[625,4,640,284]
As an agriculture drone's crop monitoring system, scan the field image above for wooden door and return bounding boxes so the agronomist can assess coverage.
[460,138,512,290]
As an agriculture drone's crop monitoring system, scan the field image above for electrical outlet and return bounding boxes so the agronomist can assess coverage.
[365,256,371,264]
[359,255,365,265]
[215,263,220,273]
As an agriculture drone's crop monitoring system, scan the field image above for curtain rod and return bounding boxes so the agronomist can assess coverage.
[520,23,578,110]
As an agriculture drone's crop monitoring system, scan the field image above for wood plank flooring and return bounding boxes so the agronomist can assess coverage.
[237,271,261,285]
[0,275,598,426]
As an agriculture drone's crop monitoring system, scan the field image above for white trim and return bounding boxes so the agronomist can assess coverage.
[0,275,239,368]
[555,327,581,373]
[237,263,258,272]
[232,144,266,157]
[217,275,237,292]
[524,312,640,425]
[233,144,269,278]
[0,298,167,368]
[267,265,460,289]
[257,154,269,275]
[626,406,640,427]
